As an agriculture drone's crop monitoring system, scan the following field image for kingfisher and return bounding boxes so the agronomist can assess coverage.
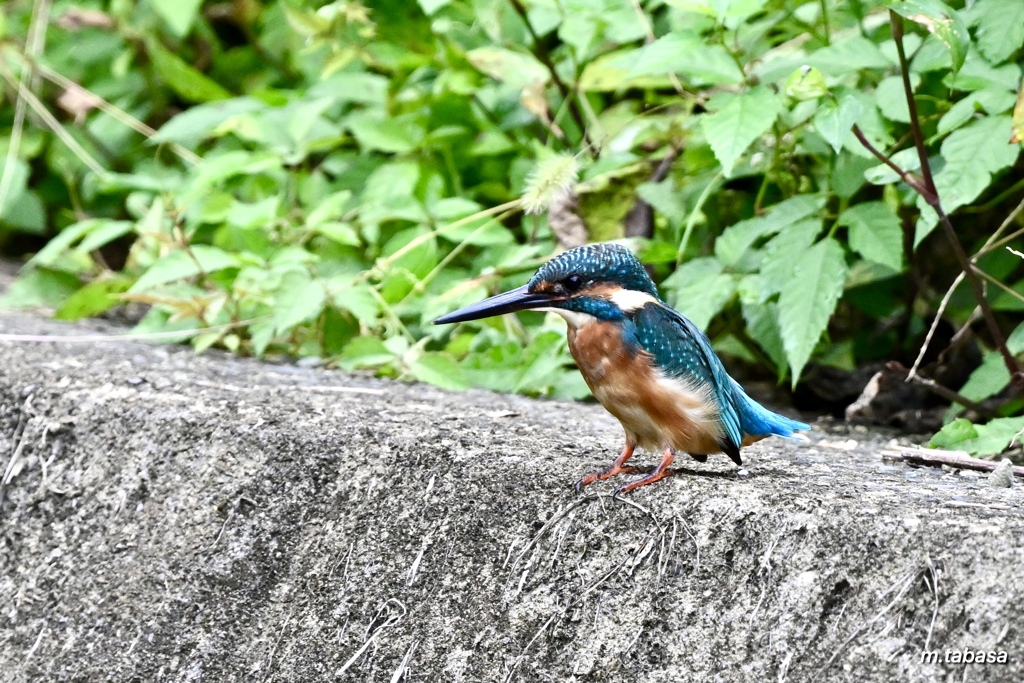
[434,243,809,494]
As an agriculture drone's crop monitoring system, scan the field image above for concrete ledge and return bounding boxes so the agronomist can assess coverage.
[1,310,1021,681]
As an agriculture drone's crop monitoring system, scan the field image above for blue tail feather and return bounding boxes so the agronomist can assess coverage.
[731,380,810,438]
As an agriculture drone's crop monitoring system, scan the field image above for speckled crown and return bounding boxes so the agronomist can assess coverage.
[529,243,660,297]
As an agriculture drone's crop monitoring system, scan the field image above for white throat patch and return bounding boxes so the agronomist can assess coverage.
[539,307,598,330]
[609,289,659,312]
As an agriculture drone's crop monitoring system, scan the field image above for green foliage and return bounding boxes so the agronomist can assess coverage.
[1,0,1023,435]
[930,416,1024,456]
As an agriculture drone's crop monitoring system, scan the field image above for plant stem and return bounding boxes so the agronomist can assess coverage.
[883,12,1020,380]
[890,14,937,199]
[850,126,927,197]
[677,173,723,266]
[507,0,597,156]
[818,0,831,45]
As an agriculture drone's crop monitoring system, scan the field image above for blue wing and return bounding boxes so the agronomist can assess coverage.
[631,302,745,457]
[631,302,809,460]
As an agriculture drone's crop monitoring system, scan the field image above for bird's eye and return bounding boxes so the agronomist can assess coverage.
[564,275,584,292]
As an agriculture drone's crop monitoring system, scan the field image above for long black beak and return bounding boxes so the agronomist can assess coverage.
[434,285,560,324]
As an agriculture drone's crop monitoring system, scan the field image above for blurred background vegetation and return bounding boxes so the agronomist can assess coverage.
[1,0,1023,455]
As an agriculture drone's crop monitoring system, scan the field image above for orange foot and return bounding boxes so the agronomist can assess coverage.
[615,449,675,495]
[574,442,636,492]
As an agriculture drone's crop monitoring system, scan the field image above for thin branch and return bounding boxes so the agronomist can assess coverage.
[905,370,985,414]
[0,60,108,178]
[974,265,1024,307]
[882,11,1020,380]
[881,446,1024,477]
[975,193,1024,256]
[886,361,987,412]
[850,125,929,198]
[11,51,201,165]
[507,0,598,155]
[908,271,963,379]
[908,192,1024,380]
[0,0,51,214]
[890,14,938,198]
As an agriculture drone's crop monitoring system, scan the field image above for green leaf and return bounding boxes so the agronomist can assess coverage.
[778,237,847,385]
[0,268,81,309]
[915,115,1021,243]
[831,153,876,199]
[76,220,134,255]
[808,35,893,75]
[328,280,379,322]
[929,418,978,449]
[338,336,395,370]
[700,87,782,176]
[864,148,921,185]
[409,353,469,391]
[662,257,736,330]
[147,39,231,104]
[347,111,425,154]
[313,222,360,246]
[759,219,824,295]
[957,351,1010,403]
[227,196,280,230]
[0,187,45,234]
[28,219,120,269]
[1008,321,1024,355]
[932,416,1024,456]
[280,5,331,38]
[875,74,920,124]
[432,198,513,246]
[625,31,744,85]
[784,66,828,101]
[666,0,769,26]
[715,195,823,267]
[0,158,44,233]
[941,115,1020,174]
[937,87,1017,135]
[839,202,904,272]
[306,190,353,229]
[418,0,451,15]
[150,0,203,37]
[465,47,548,88]
[513,331,568,394]
[273,273,326,334]
[971,0,1024,65]
[967,417,1024,456]
[150,98,264,147]
[54,276,132,320]
[461,342,521,393]
[742,299,788,374]
[578,50,675,92]
[1012,81,1024,143]
[812,94,863,154]
[129,245,242,292]
[887,0,969,74]
[949,50,1022,92]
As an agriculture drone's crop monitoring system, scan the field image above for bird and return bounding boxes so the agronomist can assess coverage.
[434,242,810,494]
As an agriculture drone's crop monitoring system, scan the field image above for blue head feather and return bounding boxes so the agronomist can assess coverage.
[528,244,660,299]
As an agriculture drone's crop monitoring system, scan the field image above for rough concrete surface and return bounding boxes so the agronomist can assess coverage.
[0,308,1022,683]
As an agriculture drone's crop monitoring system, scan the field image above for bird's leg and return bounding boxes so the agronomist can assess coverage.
[615,448,675,495]
[574,441,637,492]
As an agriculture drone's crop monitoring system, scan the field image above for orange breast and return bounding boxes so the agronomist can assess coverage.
[567,322,724,454]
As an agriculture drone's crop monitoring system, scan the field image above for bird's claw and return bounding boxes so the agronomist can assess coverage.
[573,465,639,493]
